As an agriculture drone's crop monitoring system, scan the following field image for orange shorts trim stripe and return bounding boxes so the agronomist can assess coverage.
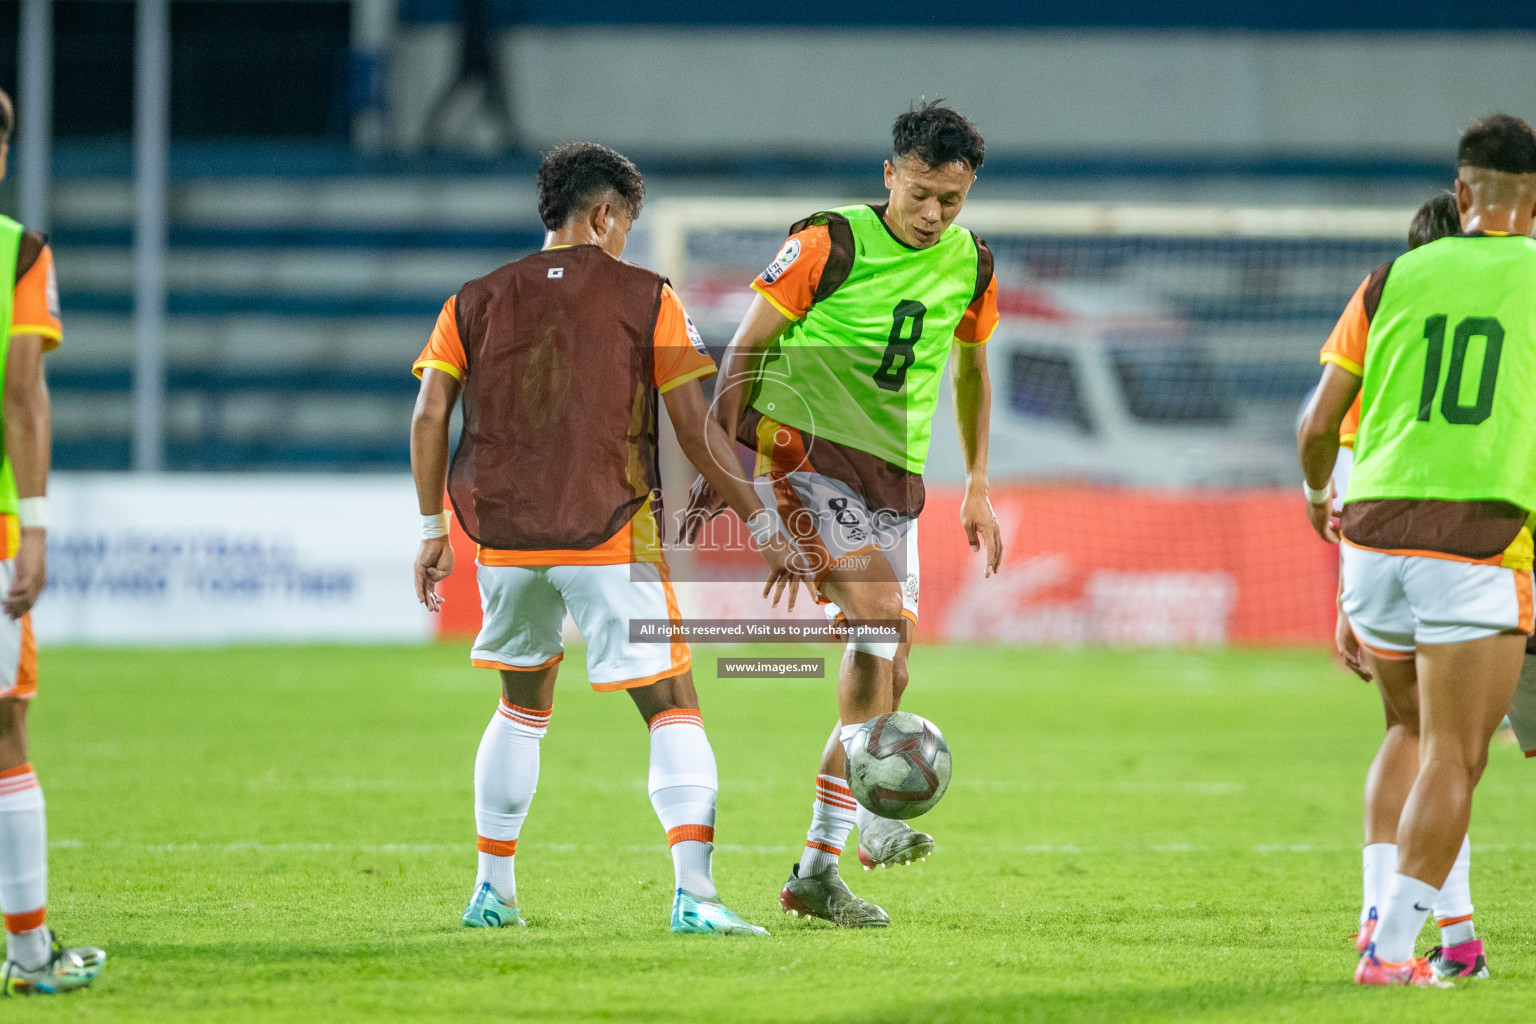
[1339,537,1508,568]
[665,824,714,846]
[804,841,841,856]
[589,653,693,693]
[0,615,37,701]
[0,763,34,781]
[476,836,517,857]
[648,708,703,733]
[473,653,564,672]
[4,907,44,933]
[1350,626,1414,661]
[1517,571,1533,634]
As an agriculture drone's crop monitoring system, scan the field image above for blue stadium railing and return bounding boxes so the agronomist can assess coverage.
[49,366,417,472]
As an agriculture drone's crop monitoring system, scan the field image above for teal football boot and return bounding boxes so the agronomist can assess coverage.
[670,889,769,935]
[461,883,524,928]
[1,932,106,995]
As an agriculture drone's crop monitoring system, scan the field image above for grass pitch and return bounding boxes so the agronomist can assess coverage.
[18,643,1536,1022]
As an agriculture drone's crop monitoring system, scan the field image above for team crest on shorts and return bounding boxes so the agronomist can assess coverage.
[760,238,801,284]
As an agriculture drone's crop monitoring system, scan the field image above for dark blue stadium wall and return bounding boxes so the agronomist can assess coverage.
[399,0,1536,29]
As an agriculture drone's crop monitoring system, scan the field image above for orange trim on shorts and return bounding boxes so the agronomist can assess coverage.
[1348,623,1414,661]
[476,836,517,857]
[804,841,841,856]
[1517,570,1534,634]
[666,824,714,846]
[4,907,44,933]
[1434,913,1474,927]
[1340,537,1507,567]
[657,561,690,678]
[0,616,38,701]
[472,653,564,672]
[0,763,33,780]
[589,653,693,692]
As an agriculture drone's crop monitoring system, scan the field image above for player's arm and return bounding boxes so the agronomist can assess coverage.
[952,340,1002,576]
[410,367,461,611]
[680,226,826,543]
[2,332,49,619]
[1297,363,1361,543]
[677,296,795,545]
[713,296,793,438]
[665,372,811,609]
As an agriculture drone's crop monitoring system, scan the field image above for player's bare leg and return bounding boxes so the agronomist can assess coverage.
[813,643,934,871]
[463,664,559,927]
[780,565,900,928]
[1363,633,1522,976]
[0,698,103,994]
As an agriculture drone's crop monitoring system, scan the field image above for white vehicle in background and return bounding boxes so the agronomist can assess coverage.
[928,322,1298,488]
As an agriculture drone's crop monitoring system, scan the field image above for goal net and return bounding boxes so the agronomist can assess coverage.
[639,198,1415,646]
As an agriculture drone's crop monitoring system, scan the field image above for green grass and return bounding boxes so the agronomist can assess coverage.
[15,643,1536,1021]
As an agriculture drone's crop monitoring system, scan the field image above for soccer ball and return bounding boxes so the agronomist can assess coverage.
[845,711,952,820]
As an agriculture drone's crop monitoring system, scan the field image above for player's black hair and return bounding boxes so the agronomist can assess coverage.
[537,142,645,231]
[1408,192,1460,249]
[892,100,985,172]
[1457,114,1536,175]
[0,90,13,142]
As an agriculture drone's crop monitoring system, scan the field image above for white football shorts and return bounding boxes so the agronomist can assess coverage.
[472,561,689,690]
[1340,543,1534,656]
[753,470,918,623]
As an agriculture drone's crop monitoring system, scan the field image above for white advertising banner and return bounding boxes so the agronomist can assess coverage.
[33,474,431,646]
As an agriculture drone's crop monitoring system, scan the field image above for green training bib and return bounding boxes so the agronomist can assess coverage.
[750,204,984,473]
[0,217,24,517]
[1348,234,1536,511]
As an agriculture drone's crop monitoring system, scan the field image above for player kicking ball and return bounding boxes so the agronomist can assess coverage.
[683,102,1003,927]
[1326,192,1490,981]
[1299,114,1536,986]
[0,90,104,996]
[410,143,806,935]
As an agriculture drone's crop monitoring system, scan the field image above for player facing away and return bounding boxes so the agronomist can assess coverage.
[1326,192,1489,980]
[1299,114,1536,987]
[410,143,806,935]
[682,103,1004,927]
[0,91,105,996]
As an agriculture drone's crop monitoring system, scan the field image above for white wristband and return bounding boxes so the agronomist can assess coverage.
[1303,480,1331,505]
[17,497,46,530]
[422,511,450,539]
[746,507,783,546]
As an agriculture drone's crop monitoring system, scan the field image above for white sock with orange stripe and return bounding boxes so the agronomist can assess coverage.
[1434,835,1475,946]
[799,774,857,877]
[472,699,550,903]
[0,764,48,969]
[647,708,718,901]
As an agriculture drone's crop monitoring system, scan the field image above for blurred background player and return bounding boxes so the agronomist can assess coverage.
[1299,114,1536,986]
[409,142,804,935]
[0,89,104,996]
[1325,191,1488,980]
[682,102,1003,927]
